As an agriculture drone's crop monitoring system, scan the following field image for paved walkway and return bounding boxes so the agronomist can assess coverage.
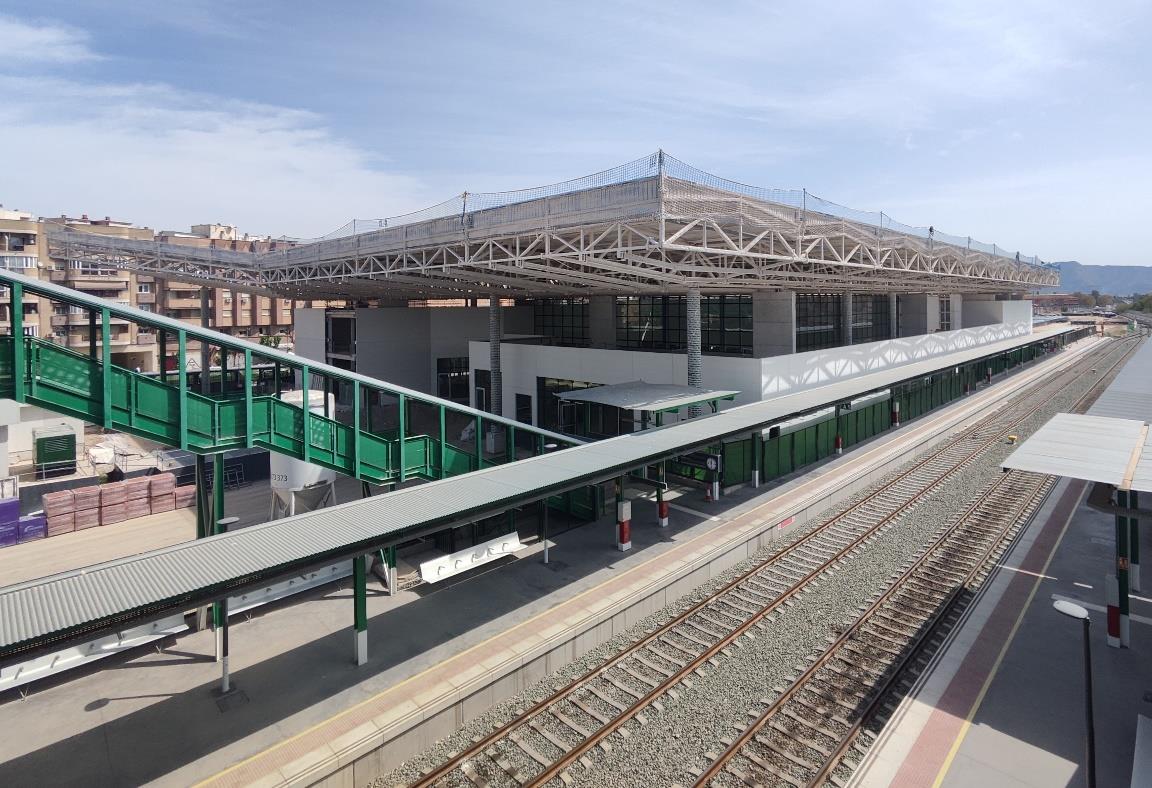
[854,478,1152,788]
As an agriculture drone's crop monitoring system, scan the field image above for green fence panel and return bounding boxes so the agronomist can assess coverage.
[357,431,393,482]
[722,438,752,486]
[442,443,476,477]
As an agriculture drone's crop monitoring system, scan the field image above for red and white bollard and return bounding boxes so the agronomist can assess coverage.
[657,500,669,528]
[891,400,901,428]
[1106,573,1128,648]
[834,434,843,455]
[617,499,632,552]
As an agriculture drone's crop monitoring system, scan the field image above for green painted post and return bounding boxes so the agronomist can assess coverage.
[88,310,97,360]
[220,346,228,396]
[101,308,112,428]
[243,349,253,448]
[352,380,362,479]
[751,432,761,488]
[474,414,482,470]
[213,452,225,531]
[178,332,188,450]
[158,330,167,384]
[300,366,311,464]
[438,404,447,478]
[10,282,24,403]
[195,456,209,540]
[353,554,367,665]
[1118,488,1131,646]
[508,424,516,463]
[397,393,407,483]
[274,361,282,397]
[1132,490,1142,593]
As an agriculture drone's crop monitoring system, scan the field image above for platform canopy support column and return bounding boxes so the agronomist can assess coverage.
[1131,491,1141,592]
[353,554,368,665]
[489,296,503,417]
[889,293,899,338]
[1108,488,1133,648]
[616,477,631,551]
[686,290,702,417]
[657,461,669,526]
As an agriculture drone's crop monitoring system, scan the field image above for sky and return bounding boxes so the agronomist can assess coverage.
[0,1,1149,264]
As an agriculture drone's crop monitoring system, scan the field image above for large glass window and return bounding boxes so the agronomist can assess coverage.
[796,294,843,352]
[616,295,751,356]
[536,377,597,434]
[436,357,470,404]
[851,294,891,345]
[533,298,589,346]
[939,297,952,331]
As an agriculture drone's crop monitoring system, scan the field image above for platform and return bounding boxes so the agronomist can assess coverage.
[854,466,1152,780]
[0,339,1101,788]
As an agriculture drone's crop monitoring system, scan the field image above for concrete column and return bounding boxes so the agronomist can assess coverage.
[752,291,795,356]
[686,290,702,417]
[589,296,616,348]
[488,298,502,416]
[888,293,898,338]
[842,292,854,346]
[616,478,631,551]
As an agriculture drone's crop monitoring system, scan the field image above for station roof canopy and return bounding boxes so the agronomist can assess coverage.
[557,381,739,413]
[45,152,1058,300]
[1002,339,1152,491]
[1001,413,1152,490]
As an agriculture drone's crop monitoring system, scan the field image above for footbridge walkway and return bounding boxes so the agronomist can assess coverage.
[0,306,1085,673]
[0,270,579,488]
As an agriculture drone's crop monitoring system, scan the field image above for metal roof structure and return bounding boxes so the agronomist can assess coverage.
[557,381,738,413]
[0,323,1076,659]
[1002,339,1152,490]
[45,153,1058,300]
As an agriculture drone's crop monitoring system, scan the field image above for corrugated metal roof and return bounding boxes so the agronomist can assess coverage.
[1088,339,1152,422]
[0,324,1078,653]
[1001,413,1145,486]
[1002,339,1152,491]
[557,381,739,412]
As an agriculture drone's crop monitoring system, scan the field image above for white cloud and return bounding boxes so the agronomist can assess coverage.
[0,75,438,237]
[0,16,99,63]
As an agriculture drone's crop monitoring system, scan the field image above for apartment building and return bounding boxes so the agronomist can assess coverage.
[0,207,316,372]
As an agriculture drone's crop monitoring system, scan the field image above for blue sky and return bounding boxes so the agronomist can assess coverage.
[1,1,1149,264]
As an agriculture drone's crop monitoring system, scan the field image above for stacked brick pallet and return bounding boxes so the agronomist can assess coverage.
[26,473,196,547]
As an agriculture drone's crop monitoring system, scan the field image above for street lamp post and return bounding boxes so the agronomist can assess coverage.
[1054,599,1096,788]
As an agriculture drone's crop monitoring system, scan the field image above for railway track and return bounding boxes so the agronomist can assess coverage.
[691,338,1140,788]
[689,470,1052,788]
[406,336,1136,788]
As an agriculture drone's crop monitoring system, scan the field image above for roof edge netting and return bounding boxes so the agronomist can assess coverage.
[286,151,1049,268]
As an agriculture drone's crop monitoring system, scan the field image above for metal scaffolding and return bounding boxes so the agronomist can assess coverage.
[46,152,1059,300]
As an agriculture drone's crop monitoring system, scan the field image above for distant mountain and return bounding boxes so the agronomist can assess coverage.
[1045,261,1152,296]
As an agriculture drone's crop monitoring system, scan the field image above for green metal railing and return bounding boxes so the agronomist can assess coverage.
[0,271,580,487]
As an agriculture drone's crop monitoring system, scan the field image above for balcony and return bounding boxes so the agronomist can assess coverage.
[166,297,202,309]
[136,292,156,304]
[134,333,156,345]
[51,313,130,327]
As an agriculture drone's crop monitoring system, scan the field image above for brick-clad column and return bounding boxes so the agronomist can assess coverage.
[686,290,702,416]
